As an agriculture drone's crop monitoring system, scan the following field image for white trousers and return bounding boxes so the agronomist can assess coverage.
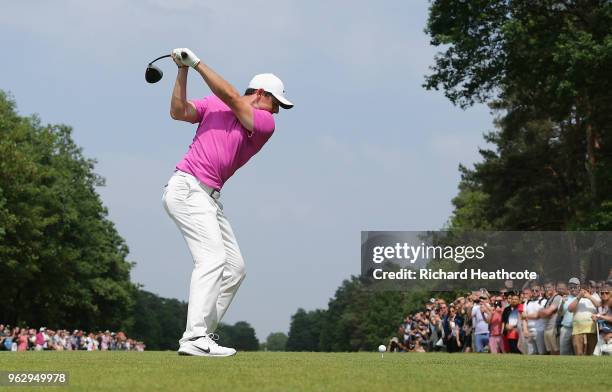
[526,329,547,354]
[162,171,246,344]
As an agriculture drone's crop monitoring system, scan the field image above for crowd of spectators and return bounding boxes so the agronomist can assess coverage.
[0,325,145,352]
[388,276,612,356]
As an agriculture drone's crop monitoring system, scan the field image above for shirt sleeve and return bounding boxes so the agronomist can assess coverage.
[189,97,209,123]
[252,108,275,137]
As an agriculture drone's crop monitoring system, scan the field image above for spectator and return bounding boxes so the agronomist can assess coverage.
[569,280,601,355]
[10,328,19,351]
[54,330,66,351]
[558,279,578,355]
[434,302,449,350]
[116,331,127,350]
[388,336,405,352]
[502,293,522,353]
[539,281,562,355]
[397,325,409,351]
[386,275,609,356]
[47,330,57,350]
[16,329,28,352]
[57,330,68,351]
[593,284,611,355]
[110,332,117,350]
[522,287,546,354]
[460,296,473,353]
[35,327,47,351]
[101,330,111,351]
[0,325,5,350]
[70,330,79,350]
[487,296,505,354]
[0,324,145,352]
[471,293,490,353]
[443,305,462,353]
[1,326,11,351]
[85,333,98,351]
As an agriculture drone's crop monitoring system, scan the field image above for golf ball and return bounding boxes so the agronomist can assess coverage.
[378,344,386,353]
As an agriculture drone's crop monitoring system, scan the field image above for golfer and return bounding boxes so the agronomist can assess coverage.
[162,48,293,357]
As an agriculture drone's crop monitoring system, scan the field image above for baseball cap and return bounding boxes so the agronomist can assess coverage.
[568,277,580,285]
[247,73,293,109]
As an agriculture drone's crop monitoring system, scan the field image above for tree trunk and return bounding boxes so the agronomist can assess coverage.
[584,101,597,202]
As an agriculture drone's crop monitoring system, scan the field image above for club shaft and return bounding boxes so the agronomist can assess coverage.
[148,54,171,65]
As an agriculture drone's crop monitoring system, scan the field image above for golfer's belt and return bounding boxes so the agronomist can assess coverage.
[175,170,221,199]
[198,181,221,200]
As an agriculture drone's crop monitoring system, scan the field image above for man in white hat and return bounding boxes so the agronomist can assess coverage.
[163,48,293,357]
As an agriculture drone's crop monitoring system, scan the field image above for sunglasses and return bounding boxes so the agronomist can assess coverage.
[602,291,610,295]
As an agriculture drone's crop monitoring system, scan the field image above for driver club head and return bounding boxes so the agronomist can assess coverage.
[145,64,163,83]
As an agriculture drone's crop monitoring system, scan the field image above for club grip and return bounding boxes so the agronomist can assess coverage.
[181,51,188,59]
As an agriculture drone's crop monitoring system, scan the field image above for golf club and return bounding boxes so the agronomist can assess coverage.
[145,52,188,84]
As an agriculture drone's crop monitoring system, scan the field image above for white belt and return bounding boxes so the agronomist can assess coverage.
[175,170,221,199]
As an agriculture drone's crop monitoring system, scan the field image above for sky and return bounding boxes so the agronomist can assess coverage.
[1,0,495,341]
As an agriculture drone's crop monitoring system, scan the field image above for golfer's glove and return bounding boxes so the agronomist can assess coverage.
[173,48,200,68]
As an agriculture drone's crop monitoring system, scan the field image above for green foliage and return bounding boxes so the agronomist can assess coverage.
[425,1,612,230]
[265,332,288,351]
[287,277,438,352]
[129,289,187,350]
[425,0,612,114]
[286,308,326,351]
[0,90,136,330]
[216,321,259,351]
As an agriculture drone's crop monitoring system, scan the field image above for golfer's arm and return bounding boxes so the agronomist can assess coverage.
[170,68,199,123]
[194,62,254,131]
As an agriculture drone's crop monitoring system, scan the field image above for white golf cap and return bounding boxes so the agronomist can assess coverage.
[248,73,293,109]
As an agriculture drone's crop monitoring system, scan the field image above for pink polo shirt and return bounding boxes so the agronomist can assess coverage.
[176,94,275,190]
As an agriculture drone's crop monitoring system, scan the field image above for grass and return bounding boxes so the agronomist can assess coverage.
[0,351,611,391]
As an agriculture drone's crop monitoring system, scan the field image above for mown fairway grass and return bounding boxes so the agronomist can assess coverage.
[1,351,610,391]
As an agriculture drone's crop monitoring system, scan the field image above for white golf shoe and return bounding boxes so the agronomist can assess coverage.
[178,334,236,357]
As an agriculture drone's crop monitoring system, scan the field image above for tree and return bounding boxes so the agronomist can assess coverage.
[0,91,136,330]
[216,321,259,351]
[287,279,434,352]
[448,105,589,230]
[265,332,288,351]
[425,1,612,282]
[318,277,430,352]
[286,308,326,351]
[425,0,612,205]
[129,289,188,350]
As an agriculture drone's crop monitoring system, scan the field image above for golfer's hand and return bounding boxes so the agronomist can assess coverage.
[171,50,187,68]
[173,48,200,68]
